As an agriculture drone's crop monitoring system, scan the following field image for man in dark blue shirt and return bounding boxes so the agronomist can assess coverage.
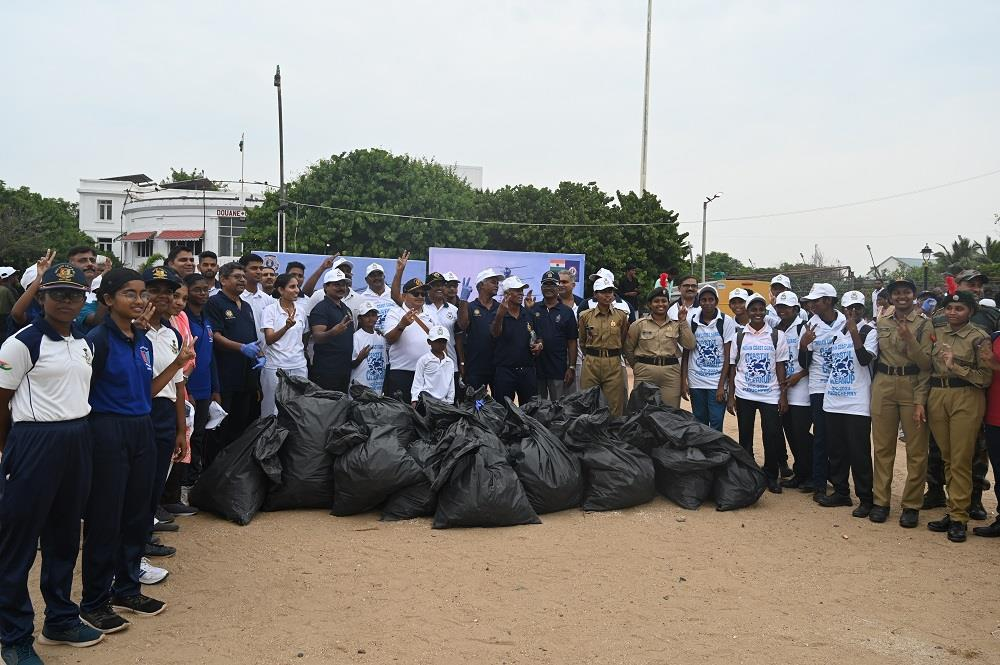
[461,268,502,392]
[205,262,262,462]
[531,270,578,400]
[308,268,354,391]
[491,276,542,404]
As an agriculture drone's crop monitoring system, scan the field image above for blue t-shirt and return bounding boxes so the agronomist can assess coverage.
[87,316,154,416]
[184,306,220,400]
[531,301,578,380]
[464,299,498,374]
[493,307,535,368]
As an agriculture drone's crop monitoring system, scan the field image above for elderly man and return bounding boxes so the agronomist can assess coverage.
[384,278,436,400]
[532,270,578,400]
[461,268,503,391]
[491,276,542,403]
[308,268,355,391]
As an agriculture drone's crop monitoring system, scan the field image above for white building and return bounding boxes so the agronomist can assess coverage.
[869,256,924,278]
[78,174,267,267]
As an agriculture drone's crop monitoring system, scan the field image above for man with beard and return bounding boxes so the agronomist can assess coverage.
[198,251,220,295]
[67,245,103,331]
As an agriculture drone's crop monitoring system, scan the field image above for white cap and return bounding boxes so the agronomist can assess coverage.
[697,284,719,300]
[802,283,837,301]
[770,274,791,289]
[774,291,800,307]
[365,262,384,277]
[358,300,379,315]
[0,267,15,280]
[501,275,527,290]
[593,277,615,292]
[443,271,460,283]
[427,325,449,341]
[728,287,750,303]
[332,257,353,271]
[980,298,996,308]
[590,268,615,282]
[20,264,38,291]
[476,268,503,284]
[745,293,767,308]
[91,274,104,291]
[841,290,865,307]
[323,268,349,284]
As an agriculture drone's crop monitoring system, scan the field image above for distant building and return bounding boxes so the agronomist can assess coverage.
[869,256,924,278]
[449,165,483,190]
[78,175,266,267]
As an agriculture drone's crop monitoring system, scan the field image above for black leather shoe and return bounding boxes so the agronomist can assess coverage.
[817,493,853,508]
[812,491,826,503]
[798,481,815,493]
[767,479,783,494]
[922,489,947,510]
[898,508,919,528]
[868,505,889,523]
[852,502,873,518]
[968,501,988,521]
[780,476,802,489]
[972,517,1000,537]
[779,462,794,479]
[927,514,952,532]
[947,521,967,543]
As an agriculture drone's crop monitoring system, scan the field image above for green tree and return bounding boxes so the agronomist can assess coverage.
[934,235,978,266]
[975,236,1000,263]
[0,180,96,269]
[692,251,745,278]
[162,168,220,191]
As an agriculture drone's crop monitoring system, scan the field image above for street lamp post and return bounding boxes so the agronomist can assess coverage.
[921,243,933,291]
[639,0,652,193]
[274,65,286,253]
[701,192,723,283]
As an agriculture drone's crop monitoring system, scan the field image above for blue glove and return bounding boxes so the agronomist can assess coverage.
[921,298,937,315]
[240,342,261,359]
[460,277,473,301]
[251,355,266,370]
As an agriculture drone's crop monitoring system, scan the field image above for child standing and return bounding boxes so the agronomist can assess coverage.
[351,302,387,394]
[411,325,455,405]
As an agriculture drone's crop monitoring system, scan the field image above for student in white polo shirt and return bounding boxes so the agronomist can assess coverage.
[726,293,788,493]
[773,291,814,491]
[0,264,104,660]
[816,291,878,516]
[681,285,736,431]
[798,282,846,501]
[384,278,436,401]
[411,325,455,405]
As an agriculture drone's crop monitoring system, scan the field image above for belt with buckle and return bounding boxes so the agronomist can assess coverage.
[929,377,973,388]
[634,355,679,366]
[876,363,920,376]
[584,347,622,358]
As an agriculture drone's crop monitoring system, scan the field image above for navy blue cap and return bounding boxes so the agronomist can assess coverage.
[540,270,560,284]
[39,263,87,291]
[142,265,181,287]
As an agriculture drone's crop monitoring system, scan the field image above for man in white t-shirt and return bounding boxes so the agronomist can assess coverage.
[798,282,846,501]
[772,291,813,490]
[357,262,396,333]
[351,301,387,394]
[383,278,436,401]
[667,274,700,322]
[239,253,270,346]
[726,293,788,493]
[816,290,878,516]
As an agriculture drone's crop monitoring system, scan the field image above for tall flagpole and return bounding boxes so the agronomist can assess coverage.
[639,0,652,193]
[239,133,245,206]
[274,65,286,253]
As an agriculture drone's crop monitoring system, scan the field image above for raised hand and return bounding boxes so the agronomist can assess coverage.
[800,323,817,347]
[460,276,473,301]
[357,344,372,362]
[940,343,955,370]
[524,290,536,309]
[320,253,340,270]
[396,250,410,273]
[134,302,156,330]
[37,248,55,275]
[175,335,196,367]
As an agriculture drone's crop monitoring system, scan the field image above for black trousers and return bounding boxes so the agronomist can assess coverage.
[825,411,873,503]
[735,397,784,480]
[310,366,350,393]
[781,404,814,481]
[205,390,258,469]
[182,398,211,487]
[492,366,537,405]
[384,370,415,403]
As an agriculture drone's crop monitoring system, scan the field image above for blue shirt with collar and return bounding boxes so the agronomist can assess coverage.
[309,296,354,373]
[464,298,499,373]
[184,306,220,400]
[87,315,153,416]
[531,301,578,380]
[493,306,535,368]
[205,291,258,393]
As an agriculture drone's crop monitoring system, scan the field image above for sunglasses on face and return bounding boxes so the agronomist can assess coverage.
[46,290,86,303]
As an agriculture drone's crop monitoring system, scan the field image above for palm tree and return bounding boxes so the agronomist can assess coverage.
[934,235,978,267]
[975,236,1000,263]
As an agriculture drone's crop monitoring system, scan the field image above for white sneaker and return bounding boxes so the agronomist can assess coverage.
[139,557,169,585]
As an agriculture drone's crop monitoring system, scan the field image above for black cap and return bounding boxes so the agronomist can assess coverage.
[947,290,978,310]
[97,268,143,300]
[425,271,446,284]
[403,277,427,294]
[38,263,87,291]
[142,265,181,288]
[646,286,670,302]
[885,278,917,294]
[540,269,560,285]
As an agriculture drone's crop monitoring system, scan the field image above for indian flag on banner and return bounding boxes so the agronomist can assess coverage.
[549,259,566,270]
[550,258,580,279]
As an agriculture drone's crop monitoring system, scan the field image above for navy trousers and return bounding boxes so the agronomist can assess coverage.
[148,397,177,539]
[0,419,92,646]
[492,366,537,405]
[81,413,156,610]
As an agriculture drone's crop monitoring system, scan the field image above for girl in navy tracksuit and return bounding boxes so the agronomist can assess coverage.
[80,268,192,633]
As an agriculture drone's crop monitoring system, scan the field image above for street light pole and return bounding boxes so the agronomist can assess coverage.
[274,65,286,253]
[701,192,722,283]
[639,0,652,193]
[921,243,933,291]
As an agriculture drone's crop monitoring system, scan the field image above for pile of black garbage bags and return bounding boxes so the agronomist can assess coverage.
[190,372,768,527]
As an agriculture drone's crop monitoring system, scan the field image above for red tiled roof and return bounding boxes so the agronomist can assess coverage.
[157,230,204,240]
[121,231,155,241]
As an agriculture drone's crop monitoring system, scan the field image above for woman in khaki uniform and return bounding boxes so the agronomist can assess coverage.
[578,277,629,415]
[926,290,992,543]
[624,287,695,407]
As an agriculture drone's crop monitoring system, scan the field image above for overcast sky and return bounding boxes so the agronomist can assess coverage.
[3,1,998,273]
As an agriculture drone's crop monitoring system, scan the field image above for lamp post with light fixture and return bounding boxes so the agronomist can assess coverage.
[701,192,723,283]
[921,243,933,291]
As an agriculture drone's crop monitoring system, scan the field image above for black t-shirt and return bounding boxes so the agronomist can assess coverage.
[619,276,640,311]
[493,307,535,368]
[309,296,354,372]
[531,302,578,380]
[205,292,258,393]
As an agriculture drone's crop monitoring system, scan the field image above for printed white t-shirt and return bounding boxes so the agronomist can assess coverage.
[351,328,386,393]
[687,311,737,390]
[777,320,810,407]
[805,311,847,395]
[729,324,788,405]
[261,299,308,370]
[823,323,879,416]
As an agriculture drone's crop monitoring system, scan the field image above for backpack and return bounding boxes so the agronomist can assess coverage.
[691,312,726,339]
[733,328,780,369]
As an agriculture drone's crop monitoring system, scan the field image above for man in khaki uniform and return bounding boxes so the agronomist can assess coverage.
[926,290,992,543]
[579,276,629,415]
[624,286,695,407]
[869,278,933,527]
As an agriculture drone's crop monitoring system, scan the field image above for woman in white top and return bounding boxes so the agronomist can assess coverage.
[260,274,309,416]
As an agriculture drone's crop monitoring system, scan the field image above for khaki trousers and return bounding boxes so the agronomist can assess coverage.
[927,386,986,523]
[632,363,682,408]
[581,356,625,416]
[870,374,929,510]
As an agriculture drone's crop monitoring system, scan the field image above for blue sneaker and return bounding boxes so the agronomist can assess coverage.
[1,642,43,664]
[37,622,104,648]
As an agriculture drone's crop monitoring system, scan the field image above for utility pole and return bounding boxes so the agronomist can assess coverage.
[274,65,286,252]
[639,0,652,193]
[701,192,722,283]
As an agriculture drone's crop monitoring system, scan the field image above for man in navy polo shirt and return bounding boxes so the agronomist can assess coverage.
[491,275,542,403]
[309,268,355,391]
[531,270,578,399]
[461,268,502,391]
[205,262,263,463]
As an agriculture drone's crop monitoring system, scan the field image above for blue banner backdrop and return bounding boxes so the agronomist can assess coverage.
[252,251,427,293]
[428,247,586,300]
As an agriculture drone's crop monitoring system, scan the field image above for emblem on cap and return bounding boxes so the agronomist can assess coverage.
[413,279,422,287]
[55,265,75,282]
[152,267,168,280]
[952,294,959,301]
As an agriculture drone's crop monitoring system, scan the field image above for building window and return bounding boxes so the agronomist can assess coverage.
[98,199,113,220]
[168,239,203,256]
[135,238,153,258]
[97,237,113,254]
[218,218,246,257]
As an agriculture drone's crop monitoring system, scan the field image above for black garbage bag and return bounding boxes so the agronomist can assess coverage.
[430,419,540,528]
[503,400,582,514]
[649,446,730,510]
[625,381,664,415]
[275,371,352,450]
[381,438,441,521]
[351,384,423,432]
[190,416,286,525]
[564,411,655,511]
[713,442,768,511]
[519,398,563,430]
[331,424,426,516]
